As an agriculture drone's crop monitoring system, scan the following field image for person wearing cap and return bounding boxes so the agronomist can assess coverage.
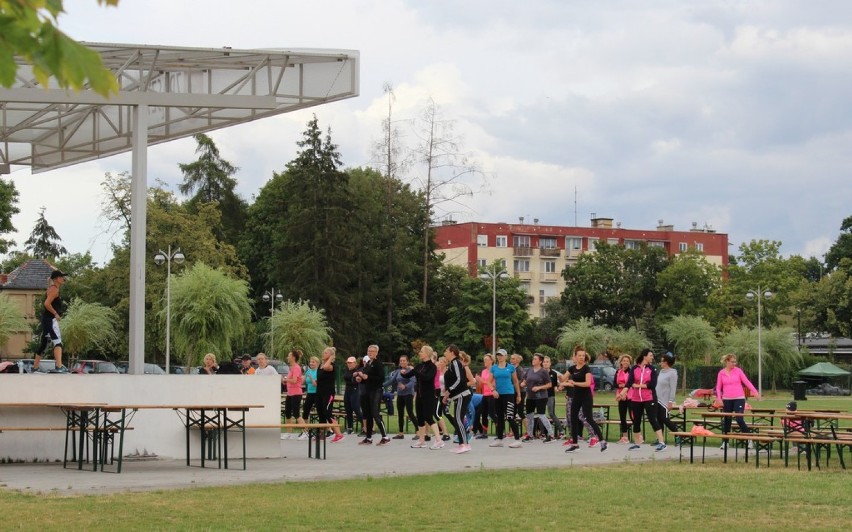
[33,269,68,372]
[240,354,255,375]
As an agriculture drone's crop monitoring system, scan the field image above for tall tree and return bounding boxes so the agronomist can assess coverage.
[266,300,332,361]
[59,298,120,360]
[0,177,19,254]
[23,207,66,258]
[178,134,247,246]
[556,318,609,359]
[411,98,483,304]
[825,215,852,271]
[0,0,118,95]
[662,315,718,391]
[656,249,722,319]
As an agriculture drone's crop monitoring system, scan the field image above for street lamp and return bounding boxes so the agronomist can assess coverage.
[479,265,509,357]
[262,289,284,359]
[153,246,185,374]
[745,286,773,398]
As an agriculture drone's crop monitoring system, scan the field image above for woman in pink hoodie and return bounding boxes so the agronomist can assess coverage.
[715,353,760,435]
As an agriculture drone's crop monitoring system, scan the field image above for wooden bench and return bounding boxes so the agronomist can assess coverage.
[247,422,339,460]
[785,436,852,471]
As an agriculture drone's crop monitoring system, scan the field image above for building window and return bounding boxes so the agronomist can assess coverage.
[566,237,581,250]
[588,237,599,252]
[625,240,641,250]
[540,237,557,249]
[648,241,665,248]
[513,259,530,272]
[498,259,507,269]
[520,282,531,293]
[678,242,687,252]
[543,261,556,273]
[539,289,545,304]
[496,235,507,248]
[477,234,488,247]
[477,259,487,269]
[695,242,704,252]
[513,235,531,248]
[607,238,619,246]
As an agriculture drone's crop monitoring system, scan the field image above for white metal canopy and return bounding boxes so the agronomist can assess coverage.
[0,43,360,373]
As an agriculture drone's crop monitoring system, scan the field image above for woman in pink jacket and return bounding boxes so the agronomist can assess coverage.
[715,353,760,435]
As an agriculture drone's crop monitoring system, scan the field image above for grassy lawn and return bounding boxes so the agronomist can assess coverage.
[0,461,849,530]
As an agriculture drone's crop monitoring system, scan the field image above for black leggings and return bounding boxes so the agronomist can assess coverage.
[396,394,416,432]
[343,387,361,431]
[476,395,497,433]
[302,393,317,420]
[364,388,387,439]
[631,400,661,433]
[618,399,631,434]
[316,393,335,424]
[416,392,437,427]
[495,394,521,441]
[654,402,679,433]
[570,393,603,442]
[446,394,472,444]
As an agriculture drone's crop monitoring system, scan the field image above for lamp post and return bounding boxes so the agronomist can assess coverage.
[479,265,509,357]
[745,286,773,398]
[153,246,185,374]
[262,289,284,359]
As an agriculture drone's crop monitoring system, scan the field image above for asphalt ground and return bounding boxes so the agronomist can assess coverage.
[0,434,725,495]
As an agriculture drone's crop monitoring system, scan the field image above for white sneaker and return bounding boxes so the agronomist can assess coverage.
[297,432,308,441]
[429,441,445,450]
[508,440,523,449]
[489,440,504,447]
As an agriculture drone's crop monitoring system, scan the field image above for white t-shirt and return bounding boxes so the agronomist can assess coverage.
[254,365,278,376]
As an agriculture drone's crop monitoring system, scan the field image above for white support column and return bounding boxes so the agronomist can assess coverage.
[128,104,148,375]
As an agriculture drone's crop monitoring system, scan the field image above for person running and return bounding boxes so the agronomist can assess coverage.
[355,344,390,445]
[543,356,565,439]
[614,354,633,444]
[653,352,680,451]
[34,270,68,372]
[475,353,498,439]
[283,350,305,438]
[716,353,760,440]
[625,349,664,451]
[443,345,472,454]
[563,347,607,453]
[316,347,345,443]
[522,354,555,443]
[403,345,443,449]
[342,356,362,434]
[488,349,523,448]
[384,355,416,439]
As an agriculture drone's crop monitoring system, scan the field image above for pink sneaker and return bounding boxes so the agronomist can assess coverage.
[588,437,599,448]
[563,439,575,446]
[618,436,629,444]
[455,444,471,454]
[331,433,345,443]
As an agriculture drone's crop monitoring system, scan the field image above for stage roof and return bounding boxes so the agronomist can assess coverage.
[0,43,359,173]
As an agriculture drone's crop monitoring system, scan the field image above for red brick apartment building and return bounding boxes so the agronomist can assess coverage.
[433,217,729,318]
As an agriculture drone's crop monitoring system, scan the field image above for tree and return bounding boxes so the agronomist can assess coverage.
[662,315,718,391]
[23,207,67,258]
[718,326,801,392]
[0,177,19,254]
[0,293,27,347]
[656,250,721,319]
[797,258,852,339]
[266,300,332,361]
[556,318,609,360]
[0,0,119,95]
[825,215,852,271]
[59,298,120,359]
[606,327,651,359]
[410,98,483,304]
[178,134,247,247]
[441,269,532,356]
[560,242,669,328]
[168,262,252,369]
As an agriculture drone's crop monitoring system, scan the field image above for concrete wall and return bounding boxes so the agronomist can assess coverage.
[0,374,281,462]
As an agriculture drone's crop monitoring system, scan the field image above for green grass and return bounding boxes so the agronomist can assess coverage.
[0,462,849,530]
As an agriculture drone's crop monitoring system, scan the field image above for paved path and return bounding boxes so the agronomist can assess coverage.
[0,436,723,495]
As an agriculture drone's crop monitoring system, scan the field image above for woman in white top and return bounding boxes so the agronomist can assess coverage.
[254,353,278,376]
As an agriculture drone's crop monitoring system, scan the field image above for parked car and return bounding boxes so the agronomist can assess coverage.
[70,360,120,374]
[11,358,56,373]
[115,362,166,374]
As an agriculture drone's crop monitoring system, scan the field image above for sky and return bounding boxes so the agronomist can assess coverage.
[5,0,852,266]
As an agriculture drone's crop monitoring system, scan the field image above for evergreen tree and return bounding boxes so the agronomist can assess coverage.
[178,134,247,246]
[0,177,19,254]
[24,207,66,258]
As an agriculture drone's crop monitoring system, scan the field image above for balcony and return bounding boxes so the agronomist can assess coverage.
[514,271,532,281]
[539,248,561,257]
[540,272,559,283]
[513,246,533,256]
